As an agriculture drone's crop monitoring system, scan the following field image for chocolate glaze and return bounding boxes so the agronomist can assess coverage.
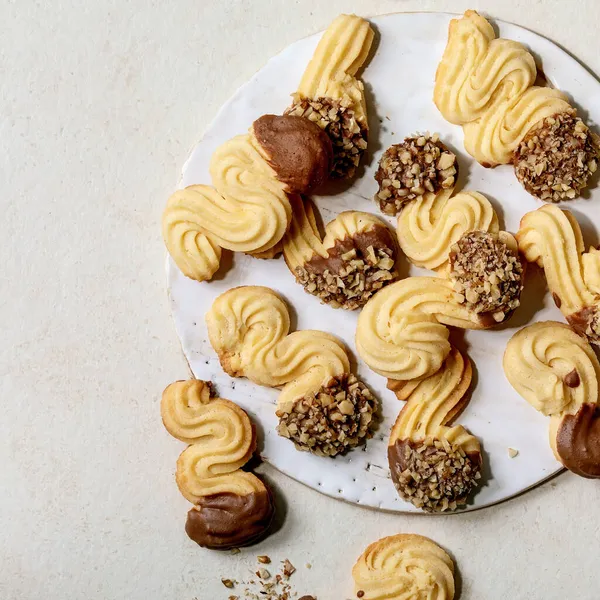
[556,403,600,478]
[304,226,396,276]
[565,369,581,388]
[252,114,333,194]
[185,490,275,549]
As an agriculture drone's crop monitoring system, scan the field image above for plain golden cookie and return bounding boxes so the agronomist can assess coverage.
[352,534,455,600]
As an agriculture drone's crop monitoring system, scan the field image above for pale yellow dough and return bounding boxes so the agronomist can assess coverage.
[282,194,394,271]
[352,534,455,600]
[296,13,373,126]
[434,10,571,166]
[504,321,600,459]
[356,277,489,382]
[205,285,352,412]
[397,187,499,271]
[517,204,600,323]
[162,132,291,282]
[390,347,480,456]
[161,380,266,503]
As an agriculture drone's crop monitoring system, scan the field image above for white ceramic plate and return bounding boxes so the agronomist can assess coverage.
[167,12,600,512]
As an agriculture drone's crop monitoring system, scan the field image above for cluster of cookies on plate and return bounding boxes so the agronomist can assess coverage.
[160,10,600,564]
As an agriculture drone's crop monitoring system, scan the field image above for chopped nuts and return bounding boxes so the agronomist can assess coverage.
[282,559,296,578]
[390,437,482,512]
[296,231,397,310]
[257,555,271,565]
[514,110,600,202]
[276,374,377,457]
[222,579,235,589]
[286,95,368,178]
[508,448,519,458]
[375,134,457,215]
[449,231,524,317]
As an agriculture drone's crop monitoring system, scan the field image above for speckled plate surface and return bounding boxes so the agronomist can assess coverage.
[167,12,600,512]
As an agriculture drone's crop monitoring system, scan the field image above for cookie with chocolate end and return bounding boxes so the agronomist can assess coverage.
[288,15,374,179]
[514,111,600,202]
[206,286,378,457]
[161,380,274,549]
[375,134,458,216]
[517,204,600,346]
[282,195,398,310]
[387,347,483,512]
[505,321,600,478]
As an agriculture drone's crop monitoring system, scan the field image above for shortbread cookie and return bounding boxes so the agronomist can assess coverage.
[434,11,599,201]
[448,230,524,318]
[356,275,512,382]
[162,114,332,282]
[286,14,374,178]
[375,134,458,216]
[504,322,600,478]
[386,135,503,272]
[517,204,600,344]
[206,286,377,456]
[161,380,274,548]
[353,534,455,600]
[387,348,482,511]
[282,195,398,309]
[514,111,599,202]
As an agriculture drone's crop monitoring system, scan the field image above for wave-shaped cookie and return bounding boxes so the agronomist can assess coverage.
[434,10,598,201]
[285,14,373,178]
[356,265,520,382]
[206,286,377,456]
[517,204,600,344]
[282,195,398,309]
[352,534,455,600]
[161,380,274,548]
[387,348,482,511]
[163,114,333,282]
[504,322,600,478]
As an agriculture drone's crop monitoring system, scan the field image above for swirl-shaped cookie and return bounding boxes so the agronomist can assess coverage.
[161,380,274,548]
[434,11,598,201]
[434,10,570,166]
[282,195,398,309]
[356,274,514,382]
[504,322,600,478]
[286,14,373,178]
[206,286,377,456]
[517,204,600,344]
[387,348,482,511]
[163,114,333,282]
[352,534,455,600]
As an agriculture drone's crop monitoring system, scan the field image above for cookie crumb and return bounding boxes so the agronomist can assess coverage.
[305,563,312,569]
[508,448,519,458]
[231,548,241,555]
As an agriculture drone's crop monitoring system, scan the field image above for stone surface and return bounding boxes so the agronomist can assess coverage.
[2,1,600,599]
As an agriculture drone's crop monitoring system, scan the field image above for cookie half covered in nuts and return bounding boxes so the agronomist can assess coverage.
[277,374,377,457]
[288,14,374,178]
[449,230,524,324]
[387,347,483,512]
[206,286,378,457]
[282,195,398,310]
[514,111,600,202]
[375,134,458,216]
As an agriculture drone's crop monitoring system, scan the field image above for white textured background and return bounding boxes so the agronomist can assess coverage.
[2,1,600,599]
